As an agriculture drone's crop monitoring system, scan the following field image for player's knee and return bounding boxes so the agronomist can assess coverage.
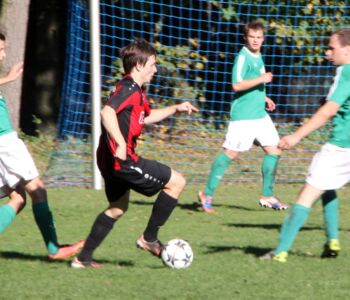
[106,204,128,219]
[9,190,27,212]
[25,177,47,202]
[171,171,186,192]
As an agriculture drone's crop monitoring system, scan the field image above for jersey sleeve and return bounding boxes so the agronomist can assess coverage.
[144,98,151,116]
[231,54,246,84]
[107,81,137,113]
[327,66,350,105]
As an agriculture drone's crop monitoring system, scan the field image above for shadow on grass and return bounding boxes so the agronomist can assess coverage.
[204,245,270,256]
[0,251,135,267]
[225,222,323,232]
[131,199,257,213]
[204,245,320,259]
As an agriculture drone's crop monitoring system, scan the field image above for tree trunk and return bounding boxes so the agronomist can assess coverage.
[0,0,30,130]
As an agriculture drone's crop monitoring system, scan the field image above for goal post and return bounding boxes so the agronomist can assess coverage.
[50,0,350,188]
[89,0,102,190]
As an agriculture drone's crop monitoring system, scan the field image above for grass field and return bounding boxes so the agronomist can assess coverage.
[1,184,350,300]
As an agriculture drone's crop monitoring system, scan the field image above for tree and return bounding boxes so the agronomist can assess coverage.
[0,0,30,129]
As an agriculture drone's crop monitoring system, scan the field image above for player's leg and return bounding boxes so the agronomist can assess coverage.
[126,157,179,256]
[260,183,322,262]
[23,176,84,259]
[24,177,59,255]
[72,188,129,269]
[0,185,26,233]
[321,190,340,258]
[141,168,184,244]
[258,116,288,210]
[307,143,350,258]
[199,120,249,213]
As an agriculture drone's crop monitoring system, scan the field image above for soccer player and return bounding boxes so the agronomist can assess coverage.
[198,21,288,213]
[260,28,350,262]
[0,32,84,259]
[71,38,198,268]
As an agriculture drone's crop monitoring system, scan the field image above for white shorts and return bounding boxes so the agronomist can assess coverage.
[0,132,39,192]
[222,115,280,152]
[306,143,350,190]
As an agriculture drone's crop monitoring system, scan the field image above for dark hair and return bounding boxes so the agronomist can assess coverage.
[244,21,265,37]
[333,28,350,47]
[119,38,157,74]
[0,32,5,41]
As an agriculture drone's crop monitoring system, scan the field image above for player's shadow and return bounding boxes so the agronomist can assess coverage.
[215,204,258,211]
[131,199,201,212]
[131,199,256,213]
[204,244,268,256]
[0,251,135,267]
[204,245,319,259]
[226,223,324,232]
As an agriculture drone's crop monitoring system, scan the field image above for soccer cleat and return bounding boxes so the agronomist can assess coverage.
[198,191,217,214]
[259,196,289,210]
[321,239,340,258]
[136,235,163,257]
[71,256,104,269]
[259,250,288,263]
[48,240,85,260]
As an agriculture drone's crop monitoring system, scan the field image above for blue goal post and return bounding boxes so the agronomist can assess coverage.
[49,0,350,188]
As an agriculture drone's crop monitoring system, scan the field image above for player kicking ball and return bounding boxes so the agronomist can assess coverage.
[71,38,198,268]
[260,28,350,262]
[0,32,84,259]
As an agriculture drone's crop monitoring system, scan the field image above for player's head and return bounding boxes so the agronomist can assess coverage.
[326,28,350,65]
[120,38,157,80]
[0,32,6,61]
[244,21,265,53]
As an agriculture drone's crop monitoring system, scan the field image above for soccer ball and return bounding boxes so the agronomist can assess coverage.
[161,239,193,269]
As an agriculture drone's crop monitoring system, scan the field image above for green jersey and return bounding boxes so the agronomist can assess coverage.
[327,64,350,148]
[0,93,14,136]
[230,46,267,121]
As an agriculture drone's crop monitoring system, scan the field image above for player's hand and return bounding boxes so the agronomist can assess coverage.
[115,143,127,160]
[175,102,199,115]
[265,97,276,111]
[7,62,24,82]
[278,134,301,150]
[260,72,273,84]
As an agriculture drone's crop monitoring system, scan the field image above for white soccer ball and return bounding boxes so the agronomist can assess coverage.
[161,239,193,269]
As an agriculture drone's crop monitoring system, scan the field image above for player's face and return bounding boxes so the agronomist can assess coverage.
[326,34,350,65]
[245,29,264,53]
[139,55,157,85]
[0,40,6,61]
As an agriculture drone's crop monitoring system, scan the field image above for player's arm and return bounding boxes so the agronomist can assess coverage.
[232,72,273,92]
[144,101,198,125]
[0,62,23,86]
[100,105,127,160]
[279,101,339,150]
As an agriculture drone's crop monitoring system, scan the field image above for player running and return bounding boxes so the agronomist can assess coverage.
[71,38,198,268]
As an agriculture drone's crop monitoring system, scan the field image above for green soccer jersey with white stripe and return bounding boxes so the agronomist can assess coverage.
[0,93,14,136]
[327,64,350,148]
[230,46,268,121]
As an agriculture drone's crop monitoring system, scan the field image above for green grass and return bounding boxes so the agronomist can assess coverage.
[1,184,350,300]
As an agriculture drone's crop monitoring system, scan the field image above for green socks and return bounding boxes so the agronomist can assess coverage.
[205,152,232,196]
[0,204,16,233]
[261,154,279,197]
[274,204,310,253]
[32,202,59,255]
[322,190,339,241]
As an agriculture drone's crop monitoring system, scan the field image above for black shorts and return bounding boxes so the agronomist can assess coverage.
[103,156,172,202]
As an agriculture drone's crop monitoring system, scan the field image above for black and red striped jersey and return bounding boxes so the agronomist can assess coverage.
[97,75,151,172]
